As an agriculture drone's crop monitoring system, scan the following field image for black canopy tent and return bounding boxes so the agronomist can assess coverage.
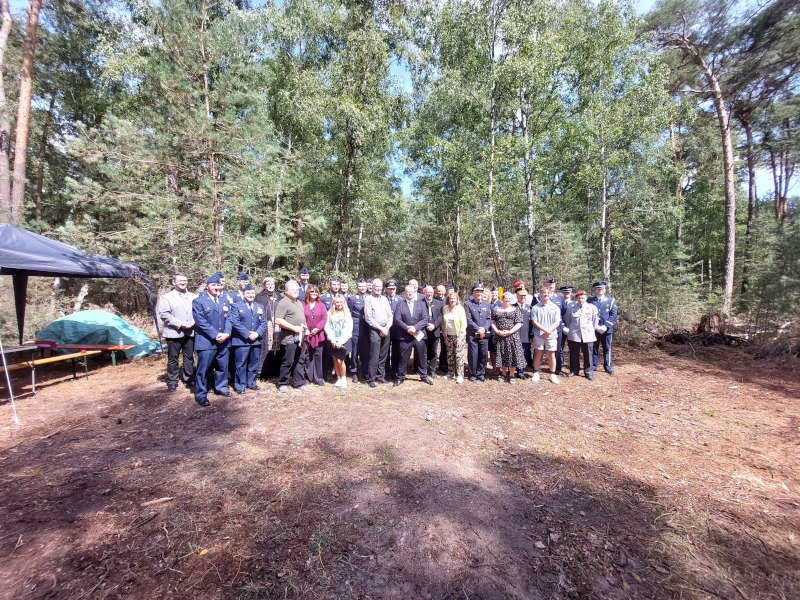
[0,223,160,344]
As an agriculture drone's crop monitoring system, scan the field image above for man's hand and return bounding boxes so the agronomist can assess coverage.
[426,323,434,331]
[215,332,229,343]
[477,327,486,335]
[182,321,194,329]
[380,329,388,337]
[542,330,550,338]
[248,332,259,341]
[407,326,416,335]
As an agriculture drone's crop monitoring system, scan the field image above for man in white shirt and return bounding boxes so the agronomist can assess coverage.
[530,285,562,384]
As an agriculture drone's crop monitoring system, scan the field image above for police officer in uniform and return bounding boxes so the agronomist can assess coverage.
[234,273,249,301]
[464,282,491,381]
[297,266,310,301]
[384,279,401,379]
[218,274,237,305]
[589,281,617,374]
[347,278,368,382]
[192,271,233,406]
[230,283,267,393]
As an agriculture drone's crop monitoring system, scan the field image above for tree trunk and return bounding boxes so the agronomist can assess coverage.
[740,118,757,295]
[73,282,89,313]
[699,56,736,314]
[453,202,461,291]
[0,0,12,221]
[520,103,539,292]
[334,133,355,272]
[600,166,611,286]
[33,92,55,218]
[200,11,222,270]
[10,0,43,224]
[669,123,683,242]
[356,221,363,274]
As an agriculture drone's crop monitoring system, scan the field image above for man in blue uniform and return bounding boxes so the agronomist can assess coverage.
[465,282,491,382]
[392,285,433,386]
[297,266,310,301]
[557,284,573,371]
[234,273,249,301]
[347,278,368,382]
[423,285,444,379]
[384,279,401,379]
[320,277,340,310]
[589,281,617,374]
[218,274,237,305]
[192,271,233,406]
[230,284,268,394]
[515,285,531,378]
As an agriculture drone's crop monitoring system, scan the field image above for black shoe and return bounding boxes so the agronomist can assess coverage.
[515,372,527,379]
[369,381,377,388]
[352,375,359,383]
[393,379,404,387]
[504,372,512,384]
[247,385,260,391]
[217,391,232,397]
[605,368,614,375]
[377,378,388,384]
[235,388,246,395]
[477,375,486,382]
[586,372,594,380]
[468,376,477,382]
[195,396,210,407]
[167,385,177,392]
[420,376,433,385]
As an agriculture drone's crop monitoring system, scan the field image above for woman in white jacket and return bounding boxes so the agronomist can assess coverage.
[324,295,353,388]
[563,290,604,380]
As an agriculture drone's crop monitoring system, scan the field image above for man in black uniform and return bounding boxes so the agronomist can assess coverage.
[464,282,491,381]
[347,278,368,382]
[423,285,444,379]
[384,279,401,380]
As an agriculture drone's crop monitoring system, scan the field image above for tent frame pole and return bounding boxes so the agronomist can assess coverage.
[0,334,21,425]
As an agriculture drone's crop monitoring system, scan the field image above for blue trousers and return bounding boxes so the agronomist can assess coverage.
[467,334,489,378]
[233,345,261,391]
[592,332,613,371]
[195,346,229,399]
[348,329,361,375]
[555,328,565,373]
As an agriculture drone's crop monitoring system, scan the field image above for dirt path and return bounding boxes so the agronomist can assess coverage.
[1,346,798,599]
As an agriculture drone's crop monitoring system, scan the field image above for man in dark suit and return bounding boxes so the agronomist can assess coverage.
[230,284,268,393]
[384,279,401,379]
[392,285,433,386]
[464,282,491,381]
[192,271,233,406]
[423,285,444,378]
[297,266,310,301]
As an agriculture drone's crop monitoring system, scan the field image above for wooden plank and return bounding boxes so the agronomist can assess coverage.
[53,344,135,351]
[0,350,102,372]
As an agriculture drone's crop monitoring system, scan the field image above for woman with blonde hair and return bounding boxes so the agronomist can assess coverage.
[324,295,353,388]
[442,289,468,384]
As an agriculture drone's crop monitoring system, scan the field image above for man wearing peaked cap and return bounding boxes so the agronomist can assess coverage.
[191,271,234,406]
[384,279,401,379]
[230,283,267,393]
[464,282,491,381]
[298,266,310,301]
[588,281,617,375]
[235,273,249,301]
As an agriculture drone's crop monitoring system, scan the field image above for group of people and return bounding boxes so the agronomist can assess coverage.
[156,267,618,407]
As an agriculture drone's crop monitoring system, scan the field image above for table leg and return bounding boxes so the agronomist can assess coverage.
[111,351,117,367]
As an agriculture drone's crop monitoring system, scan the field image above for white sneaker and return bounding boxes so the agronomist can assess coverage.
[443,374,451,380]
[550,373,560,384]
[278,385,289,393]
[334,377,342,388]
[456,375,464,384]
[338,377,347,388]
[532,372,540,382]
[299,384,311,393]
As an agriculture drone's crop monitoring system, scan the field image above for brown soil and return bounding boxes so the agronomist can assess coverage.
[1,346,798,599]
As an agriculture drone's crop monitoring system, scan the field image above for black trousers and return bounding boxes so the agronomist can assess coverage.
[278,342,307,388]
[368,328,390,382]
[166,336,194,386]
[425,333,442,374]
[394,337,428,381]
[568,340,594,375]
[348,328,362,376]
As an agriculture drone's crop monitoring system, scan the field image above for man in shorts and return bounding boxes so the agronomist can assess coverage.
[530,285,562,384]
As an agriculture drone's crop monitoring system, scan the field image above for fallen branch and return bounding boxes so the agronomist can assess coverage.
[141,496,174,507]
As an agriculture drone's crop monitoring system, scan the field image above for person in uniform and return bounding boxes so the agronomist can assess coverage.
[192,271,233,406]
[297,266,310,301]
[530,284,561,384]
[384,279,401,380]
[230,283,267,393]
[364,278,393,388]
[347,278,368,382]
[319,277,340,381]
[274,280,310,393]
[218,275,237,305]
[157,272,197,392]
[234,273,249,301]
[563,289,599,380]
[515,285,531,378]
[557,284,573,372]
[464,282,491,382]
[392,285,433,386]
[339,279,350,297]
[435,284,449,375]
[588,281,617,374]
[423,285,444,379]
[320,277,340,309]
[255,276,281,379]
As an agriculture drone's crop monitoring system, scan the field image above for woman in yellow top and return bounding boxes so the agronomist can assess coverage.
[442,290,468,384]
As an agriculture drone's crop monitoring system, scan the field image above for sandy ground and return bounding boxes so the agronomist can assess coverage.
[0,345,798,599]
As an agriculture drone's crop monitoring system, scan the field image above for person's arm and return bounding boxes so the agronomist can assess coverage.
[412,304,428,333]
[607,298,618,327]
[465,302,478,331]
[323,317,336,345]
[255,304,268,339]
[342,314,353,343]
[157,295,183,330]
[231,304,249,339]
[193,298,219,339]
[275,303,302,333]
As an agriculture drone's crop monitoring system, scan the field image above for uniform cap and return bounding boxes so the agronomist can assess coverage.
[559,285,573,292]
[299,266,309,274]
[593,281,607,288]
[576,290,588,297]
[357,278,367,284]
[386,279,398,288]
[237,272,249,281]
[545,277,555,284]
[472,282,484,292]
[513,279,524,289]
[243,283,255,291]
[446,284,454,290]
[206,271,223,284]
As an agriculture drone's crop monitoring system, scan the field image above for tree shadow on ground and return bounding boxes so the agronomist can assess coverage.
[2,378,797,600]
